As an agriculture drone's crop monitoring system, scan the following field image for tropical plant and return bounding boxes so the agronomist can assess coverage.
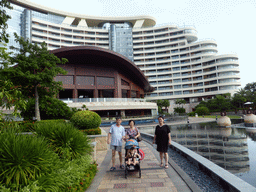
[156,100,170,114]
[21,97,73,120]
[35,155,96,191]
[195,106,210,116]
[70,110,101,129]
[187,111,196,116]
[175,98,186,106]
[0,128,59,190]
[174,107,185,114]
[0,70,26,121]
[0,154,97,192]
[1,33,68,121]
[0,0,12,43]
[35,121,93,160]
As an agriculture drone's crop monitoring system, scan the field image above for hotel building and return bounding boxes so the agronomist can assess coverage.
[7,0,241,112]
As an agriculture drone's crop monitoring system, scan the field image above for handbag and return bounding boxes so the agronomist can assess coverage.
[135,127,142,142]
[137,135,142,142]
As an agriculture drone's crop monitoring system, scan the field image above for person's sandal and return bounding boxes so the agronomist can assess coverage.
[165,164,168,169]
[120,165,124,169]
[110,167,116,171]
[160,163,163,167]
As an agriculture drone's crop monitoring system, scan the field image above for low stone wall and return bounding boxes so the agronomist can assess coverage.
[87,128,108,161]
[87,128,108,152]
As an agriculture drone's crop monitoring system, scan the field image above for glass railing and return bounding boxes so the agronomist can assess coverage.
[190,46,200,50]
[32,30,47,34]
[159,93,173,96]
[219,72,239,77]
[216,59,238,63]
[157,64,171,67]
[158,76,171,79]
[218,66,239,70]
[148,77,157,80]
[158,87,172,91]
[219,86,238,90]
[145,71,156,74]
[59,98,147,103]
[193,84,203,87]
[158,81,171,84]
[219,79,241,84]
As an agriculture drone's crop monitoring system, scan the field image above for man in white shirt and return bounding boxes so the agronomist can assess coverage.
[107,117,126,171]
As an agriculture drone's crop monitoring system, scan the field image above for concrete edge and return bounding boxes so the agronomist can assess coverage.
[86,148,112,192]
[141,132,256,192]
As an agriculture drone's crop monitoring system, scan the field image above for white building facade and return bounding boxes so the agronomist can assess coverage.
[8,0,241,112]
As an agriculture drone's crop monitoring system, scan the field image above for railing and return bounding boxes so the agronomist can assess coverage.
[60,98,146,103]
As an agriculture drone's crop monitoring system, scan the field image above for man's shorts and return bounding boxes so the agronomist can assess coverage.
[110,145,122,152]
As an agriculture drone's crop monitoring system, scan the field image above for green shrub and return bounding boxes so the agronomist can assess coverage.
[20,97,73,120]
[187,112,195,116]
[174,107,185,114]
[0,128,59,190]
[70,110,101,129]
[1,155,97,192]
[36,155,97,191]
[0,121,35,132]
[35,119,66,125]
[195,106,210,116]
[35,122,93,160]
[80,128,101,135]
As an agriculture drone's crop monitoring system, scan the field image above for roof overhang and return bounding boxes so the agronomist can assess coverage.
[10,0,156,28]
[50,46,154,93]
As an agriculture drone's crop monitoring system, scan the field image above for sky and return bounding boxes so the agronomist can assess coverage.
[29,0,256,88]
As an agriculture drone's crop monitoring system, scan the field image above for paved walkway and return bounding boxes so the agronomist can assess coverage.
[87,118,213,192]
[87,141,192,192]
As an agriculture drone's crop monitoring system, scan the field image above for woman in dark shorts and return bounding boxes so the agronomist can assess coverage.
[152,116,171,169]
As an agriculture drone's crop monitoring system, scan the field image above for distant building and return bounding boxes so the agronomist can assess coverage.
[8,0,241,113]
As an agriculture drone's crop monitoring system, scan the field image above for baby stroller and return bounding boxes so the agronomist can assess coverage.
[124,138,141,179]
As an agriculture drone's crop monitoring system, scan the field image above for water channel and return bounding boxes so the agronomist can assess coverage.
[140,119,256,188]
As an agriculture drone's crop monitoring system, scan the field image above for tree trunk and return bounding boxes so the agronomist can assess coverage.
[35,84,41,121]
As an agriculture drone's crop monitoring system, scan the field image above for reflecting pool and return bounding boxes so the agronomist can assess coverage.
[141,119,256,188]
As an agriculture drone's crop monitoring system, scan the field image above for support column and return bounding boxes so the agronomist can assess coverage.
[136,91,140,98]
[73,89,77,99]
[94,89,98,98]
[99,90,103,98]
[117,75,122,98]
[127,90,131,98]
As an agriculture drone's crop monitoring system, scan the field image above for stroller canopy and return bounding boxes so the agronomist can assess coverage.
[125,139,139,149]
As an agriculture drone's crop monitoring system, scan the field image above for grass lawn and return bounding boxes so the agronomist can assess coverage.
[198,115,242,119]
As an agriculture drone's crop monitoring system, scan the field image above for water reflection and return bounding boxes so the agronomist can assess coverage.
[170,122,249,174]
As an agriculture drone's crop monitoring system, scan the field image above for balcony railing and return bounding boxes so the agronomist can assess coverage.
[60,98,146,103]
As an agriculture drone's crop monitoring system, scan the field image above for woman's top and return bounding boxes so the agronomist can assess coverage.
[126,127,139,138]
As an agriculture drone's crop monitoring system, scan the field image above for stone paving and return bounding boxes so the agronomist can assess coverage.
[87,118,214,192]
[87,141,192,192]
[87,142,190,192]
